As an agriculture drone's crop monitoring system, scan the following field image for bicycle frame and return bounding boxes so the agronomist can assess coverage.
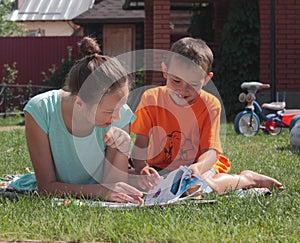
[259,101,286,125]
[251,100,290,127]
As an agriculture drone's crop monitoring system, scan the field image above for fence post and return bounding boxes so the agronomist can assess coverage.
[3,84,7,118]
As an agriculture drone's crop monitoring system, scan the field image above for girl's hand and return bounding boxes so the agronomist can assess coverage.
[103,126,131,155]
[105,182,143,203]
[138,166,161,190]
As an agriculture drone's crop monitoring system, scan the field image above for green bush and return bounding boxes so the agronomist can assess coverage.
[41,46,75,89]
[214,0,260,121]
[188,2,214,43]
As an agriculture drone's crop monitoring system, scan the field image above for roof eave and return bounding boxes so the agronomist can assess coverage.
[73,18,144,25]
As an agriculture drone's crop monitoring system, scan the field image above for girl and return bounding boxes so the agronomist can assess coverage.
[24,37,142,203]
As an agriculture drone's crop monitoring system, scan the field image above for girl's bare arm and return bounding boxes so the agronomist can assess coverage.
[25,113,142,202]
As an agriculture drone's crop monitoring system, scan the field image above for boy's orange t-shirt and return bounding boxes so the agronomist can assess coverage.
[131,86,224,171]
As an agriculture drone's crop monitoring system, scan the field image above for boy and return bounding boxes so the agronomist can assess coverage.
[131,37,284,194]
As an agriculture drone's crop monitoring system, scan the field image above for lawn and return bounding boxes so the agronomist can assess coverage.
[0,120,299,242]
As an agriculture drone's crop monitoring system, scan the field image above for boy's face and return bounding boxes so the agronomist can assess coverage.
[162,58,212,106]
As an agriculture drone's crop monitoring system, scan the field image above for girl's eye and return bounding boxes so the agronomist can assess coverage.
[104,111,113,114]
[171,78,181,83]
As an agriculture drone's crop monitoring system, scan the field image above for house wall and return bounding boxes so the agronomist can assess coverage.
[21,21,79,36]
[258,0,300,108]
[0,36,82,85]
[82,23,144,52]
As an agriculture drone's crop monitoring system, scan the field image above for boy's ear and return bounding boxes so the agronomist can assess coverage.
[203,72,213,86]
[161,62,168,79]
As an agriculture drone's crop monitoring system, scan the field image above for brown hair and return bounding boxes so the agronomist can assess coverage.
[166,37,213,74]
[64,37,131,104]
[78,36,101,57]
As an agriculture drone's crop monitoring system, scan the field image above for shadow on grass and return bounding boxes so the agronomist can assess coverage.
[17,120,25,126]
[277,145,300,156]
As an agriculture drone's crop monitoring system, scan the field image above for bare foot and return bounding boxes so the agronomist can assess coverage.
[240,170,285,190]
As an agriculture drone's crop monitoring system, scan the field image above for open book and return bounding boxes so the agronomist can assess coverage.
[143,166,214,206]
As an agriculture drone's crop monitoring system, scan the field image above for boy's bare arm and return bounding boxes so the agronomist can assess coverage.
[131,134,149,174]
[189,149,218,176]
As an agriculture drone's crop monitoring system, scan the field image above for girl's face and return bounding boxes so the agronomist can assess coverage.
[83,84,129,128]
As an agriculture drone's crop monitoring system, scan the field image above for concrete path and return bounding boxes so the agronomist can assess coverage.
[0,126,25,132]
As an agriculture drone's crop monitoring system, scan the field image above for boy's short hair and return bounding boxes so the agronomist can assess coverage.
[166,37,213,74]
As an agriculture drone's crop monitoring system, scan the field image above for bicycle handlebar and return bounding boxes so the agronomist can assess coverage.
[261,84,270,89]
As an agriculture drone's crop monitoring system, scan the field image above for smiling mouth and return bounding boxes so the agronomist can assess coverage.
[174,92,187,99]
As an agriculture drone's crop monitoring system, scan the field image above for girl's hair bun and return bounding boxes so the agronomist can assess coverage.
[79,37,101,57]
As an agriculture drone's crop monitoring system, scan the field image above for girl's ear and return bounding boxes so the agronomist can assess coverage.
[161,62,168,79]
[73,95,83,110]
[203,72,213,86]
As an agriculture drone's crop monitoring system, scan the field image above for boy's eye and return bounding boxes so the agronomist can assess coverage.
[191,82,200,87]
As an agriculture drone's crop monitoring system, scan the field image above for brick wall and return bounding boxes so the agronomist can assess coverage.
[259,0,300,107]
[144,0,170,86]
[214,0,230,43]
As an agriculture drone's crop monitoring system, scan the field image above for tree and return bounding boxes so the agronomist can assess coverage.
[214,0,260,121]
[0,0,26,36]
[188,2,214,43]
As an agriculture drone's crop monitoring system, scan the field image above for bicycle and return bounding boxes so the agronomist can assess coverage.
[234,81,300,136]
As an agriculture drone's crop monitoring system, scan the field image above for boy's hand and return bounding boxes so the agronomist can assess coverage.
[138,166,161,190]
[189,163,202,178]
[103,126,131,155]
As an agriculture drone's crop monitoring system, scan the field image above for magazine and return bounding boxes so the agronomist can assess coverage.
[143,166,214,206]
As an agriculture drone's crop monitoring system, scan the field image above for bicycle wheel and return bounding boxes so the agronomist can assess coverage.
[290,115,300,132]
[234,111,260,136]
[264,113,282,135]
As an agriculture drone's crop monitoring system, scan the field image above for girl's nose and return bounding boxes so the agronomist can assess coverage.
[112,110,121,121]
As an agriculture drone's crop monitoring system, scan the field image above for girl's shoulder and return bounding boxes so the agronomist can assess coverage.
[27,89,61,106]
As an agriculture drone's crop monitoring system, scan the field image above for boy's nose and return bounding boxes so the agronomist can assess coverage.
[177,82,190,95]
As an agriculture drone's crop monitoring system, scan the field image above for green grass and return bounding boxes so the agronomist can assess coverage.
[0,125,300,242]
[0,115,25,126]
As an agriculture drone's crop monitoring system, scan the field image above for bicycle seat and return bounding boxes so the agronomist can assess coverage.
[262,102,286,111]
[241,82,270,92]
